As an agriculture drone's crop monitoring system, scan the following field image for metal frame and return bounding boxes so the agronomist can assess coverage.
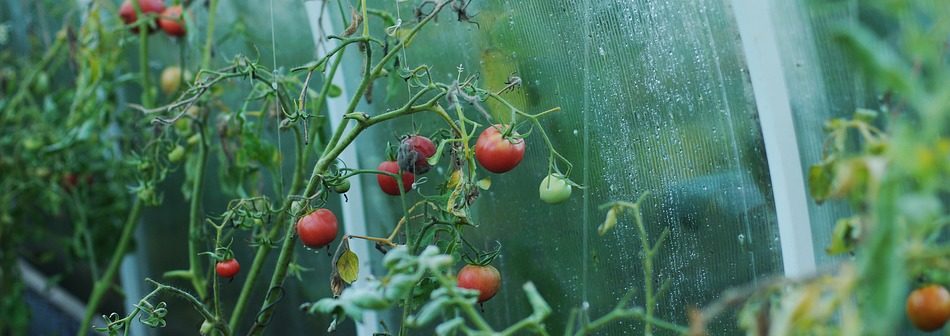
[731,0,818,278]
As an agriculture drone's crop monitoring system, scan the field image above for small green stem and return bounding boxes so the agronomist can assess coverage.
[77,198,145,336]
[632,200,655,336]
[575,308,687,336]
[202,0,219,69]
[187,123,210,300]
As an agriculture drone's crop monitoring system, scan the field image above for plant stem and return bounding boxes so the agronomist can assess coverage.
[187,124,210,300]
[632,200,656,336]
[77,198,145,336]
[202,0,218,69]
[227,125,308,333]
[2,29,66,115]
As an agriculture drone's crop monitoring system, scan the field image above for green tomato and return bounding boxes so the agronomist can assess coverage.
[332,179,351,193]
[168,145,186,163]
[539,174,571,204]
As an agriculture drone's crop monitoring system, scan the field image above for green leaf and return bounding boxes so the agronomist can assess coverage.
[435,317,465,336]
[833,24,917,98]
[348,290,389,310]
[385,274,419,301]
[337,250,359,284]
[327,84,342,98]
[825,216,861,255]
[407,297,447,327]
[857,184,906,335]
[808,162,833,204]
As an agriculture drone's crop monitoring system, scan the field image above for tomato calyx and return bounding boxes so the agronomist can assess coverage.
[462,242,501,266]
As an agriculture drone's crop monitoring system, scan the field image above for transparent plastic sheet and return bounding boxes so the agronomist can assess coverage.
[348,0,783,334]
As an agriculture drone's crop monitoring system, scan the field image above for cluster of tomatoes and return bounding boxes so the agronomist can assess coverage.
[907,284,950,332]
[376,124,572,206]
[119,0,186,37]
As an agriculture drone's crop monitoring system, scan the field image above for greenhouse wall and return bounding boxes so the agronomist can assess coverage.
[3,0,945,335]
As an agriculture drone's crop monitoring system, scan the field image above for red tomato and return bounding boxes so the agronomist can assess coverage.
[457,264,501,303]
[474,124,525,174]
[158,5,186,37]
[296,209,339,249]
[397,135,437,174]
[907,285,950,331]
[215,259,240,279]
[119,0,165,33]
[376,161,414,195]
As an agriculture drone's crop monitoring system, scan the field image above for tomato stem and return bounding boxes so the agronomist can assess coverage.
[77,197,145,336]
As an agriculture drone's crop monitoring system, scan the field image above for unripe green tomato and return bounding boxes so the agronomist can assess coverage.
[168,145,186,163]
[33,72,49,92]
[332,179,351,193]
[138,187,155,202]
[187,134,201,146]
[23,137,42,151]
[174,118,191,134]
[539,174,571,204]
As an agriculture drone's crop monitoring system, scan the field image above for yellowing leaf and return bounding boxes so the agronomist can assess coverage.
[598,206,619,236]
[476,177,492,190]
[337,250,359,284]
[447,170,462,189]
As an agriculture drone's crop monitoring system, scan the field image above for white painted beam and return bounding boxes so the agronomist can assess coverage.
[305,2,378,334]
[731,0,817,278]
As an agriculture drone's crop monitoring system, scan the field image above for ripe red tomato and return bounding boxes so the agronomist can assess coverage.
[457,264,501,303]
[215,258,240,279]
[296,209,339,249]
[376,161,414,195]
[907,285,950,331]
[397,135,437,174]
[158,5,186,37]
[474,124,525,174]
[119,0,166,33]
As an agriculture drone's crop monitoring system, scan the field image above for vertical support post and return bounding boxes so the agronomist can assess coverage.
[304,1,378,334]
[731,0,817,278]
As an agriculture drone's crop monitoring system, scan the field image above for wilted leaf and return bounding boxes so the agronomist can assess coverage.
[808,162,833,203]
[826,216,861,255]
[598,206,619,236]
[337,250,359,284]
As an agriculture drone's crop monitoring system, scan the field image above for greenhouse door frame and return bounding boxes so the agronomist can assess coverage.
[732,0,818,278]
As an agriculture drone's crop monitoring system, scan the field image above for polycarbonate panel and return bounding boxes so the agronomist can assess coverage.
[769,1,871,267]
[347,0,783,334]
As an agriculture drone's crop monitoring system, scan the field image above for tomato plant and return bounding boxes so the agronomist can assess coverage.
[457,264,501,303]
[906,285,950,332]
[216,259,241,279]
[296,209,339,249]
[376,160,414,195]
[474,124,525,174]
